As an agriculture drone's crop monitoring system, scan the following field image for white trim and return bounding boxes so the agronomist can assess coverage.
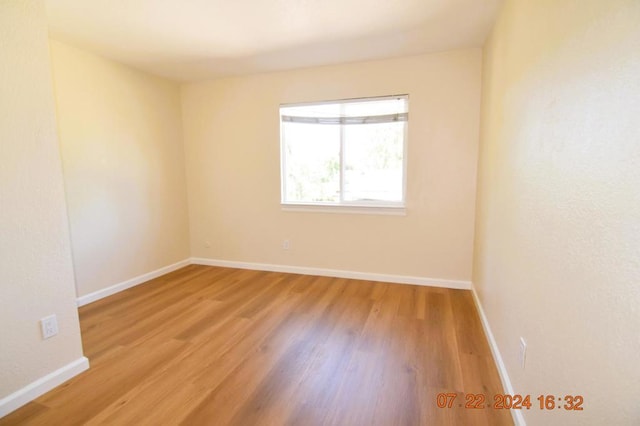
[281,94,408,108]
[281,204,406,216]
[0,357,89,418]
[470,284,526,426]
[76,259,191,307]
[190,257,471,290]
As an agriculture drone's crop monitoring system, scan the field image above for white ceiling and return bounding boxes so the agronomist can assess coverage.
[45,0,502,82]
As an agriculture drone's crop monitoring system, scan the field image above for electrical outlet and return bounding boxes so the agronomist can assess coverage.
[282,239,290,250]
[519,337,527,369]
[41,315,58,339]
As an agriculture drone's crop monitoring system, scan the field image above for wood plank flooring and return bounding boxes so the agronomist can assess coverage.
[1,265,512,425]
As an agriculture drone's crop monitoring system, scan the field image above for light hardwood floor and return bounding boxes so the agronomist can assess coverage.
[1,265,512,425]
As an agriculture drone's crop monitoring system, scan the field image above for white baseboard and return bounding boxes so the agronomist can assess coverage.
[470,284,526,426]
[76,258,191,307]
[190,257,471,290]
[76,257,470,307]
[0,357,89,418]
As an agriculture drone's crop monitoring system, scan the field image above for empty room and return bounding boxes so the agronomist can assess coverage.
[1,0,638,425]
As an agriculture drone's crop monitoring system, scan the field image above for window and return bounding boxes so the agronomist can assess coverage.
[280,95,408,212]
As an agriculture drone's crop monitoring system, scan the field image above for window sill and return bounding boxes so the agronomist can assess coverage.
[281,203,406,216]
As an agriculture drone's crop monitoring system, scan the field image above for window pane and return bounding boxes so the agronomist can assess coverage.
[282,97,407,118]
[281,103,341,118]
[283,122,340,203]
[280,95,407,208]
[343,122,404,202]
[343,98,407,117]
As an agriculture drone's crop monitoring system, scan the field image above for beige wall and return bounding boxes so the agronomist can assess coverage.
[0,0,84,399]
[49,41,191,298]
[474,0,640,424]
[182,49,482,282]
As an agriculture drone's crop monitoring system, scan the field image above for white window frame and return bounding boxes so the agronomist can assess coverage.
[280,95,408,215]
